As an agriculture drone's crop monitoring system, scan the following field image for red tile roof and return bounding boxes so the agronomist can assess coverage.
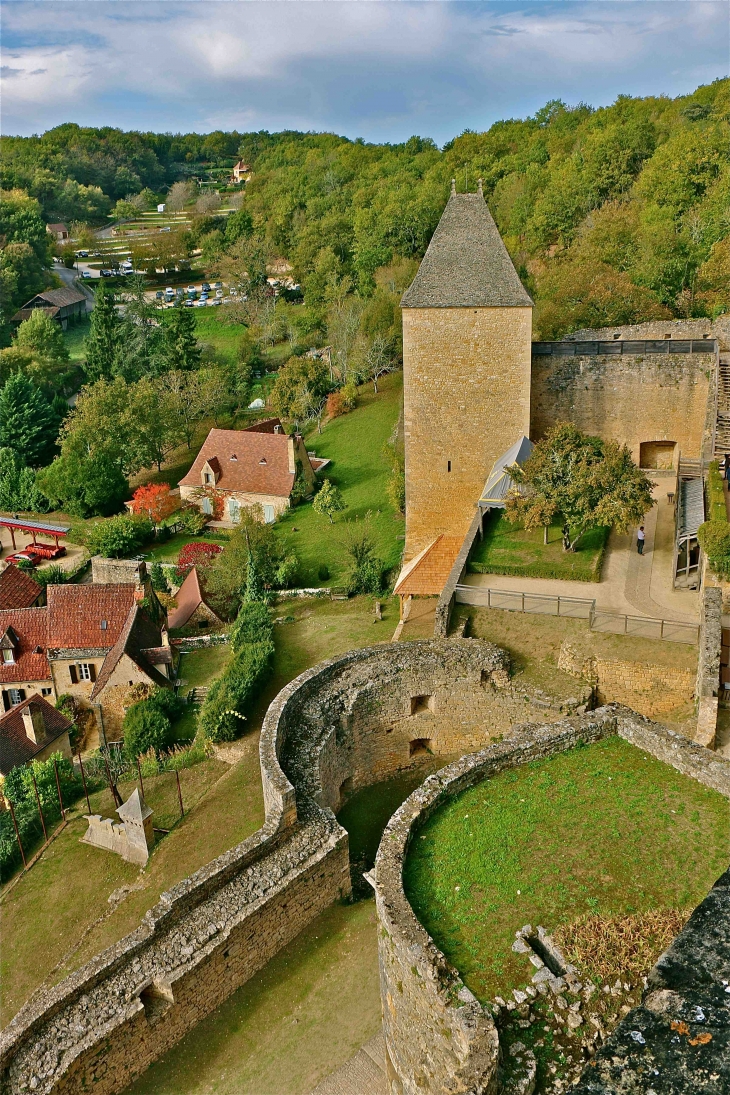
[0,568,42,610]
[90,605,169,700]
[393,536,463,597]
[168,567,221,629]
[0,608,50,683]
[243,417,283,434]
[46,584,136,650]
[179,428,296,498]
[0,694,73,774]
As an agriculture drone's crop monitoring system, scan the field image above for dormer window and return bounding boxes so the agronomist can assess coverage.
[0,627,17,665]
[101,620,108,631]
[2,648,14,665]
[204,472,214,484]
[259,457,267,465]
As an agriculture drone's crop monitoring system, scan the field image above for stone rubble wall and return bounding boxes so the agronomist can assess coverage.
[373,705,730,1095]
[558,641,695,719]
[696,586,723,748]
[2,638,546,1095]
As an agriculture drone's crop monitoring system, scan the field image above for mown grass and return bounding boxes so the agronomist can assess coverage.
[275,372,404,587]
[61,315,90,364]
[469,512,608,582]
[404,736,729,1002]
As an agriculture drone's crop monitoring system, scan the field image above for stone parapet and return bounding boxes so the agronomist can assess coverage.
[696,586,723,748]
[373,705,730,1095]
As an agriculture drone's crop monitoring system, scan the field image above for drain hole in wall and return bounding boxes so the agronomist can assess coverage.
[410,695,434,715]
[139,981,174,1025]
[409,738,432,757]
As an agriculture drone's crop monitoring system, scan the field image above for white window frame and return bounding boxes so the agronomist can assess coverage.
[8,688,23,705]
[263,504,276,524]
[78,663,92,681]
[2,648,14,665]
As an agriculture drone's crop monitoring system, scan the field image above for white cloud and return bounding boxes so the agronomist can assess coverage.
[1,1,727,140]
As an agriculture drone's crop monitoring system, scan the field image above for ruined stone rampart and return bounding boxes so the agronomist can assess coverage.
[1,638,535,1095]
[373,706,730,1095]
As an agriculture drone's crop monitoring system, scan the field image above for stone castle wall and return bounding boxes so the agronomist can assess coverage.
[374,706,730,1095]
[402,306,532,559]
[557,641,696,719]
[568,316,730,351]
[2,638,546,1095]
[530,349,716,464]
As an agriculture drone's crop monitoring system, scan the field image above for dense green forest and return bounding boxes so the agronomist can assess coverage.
[2,77,728,341]
[0,78,728,522]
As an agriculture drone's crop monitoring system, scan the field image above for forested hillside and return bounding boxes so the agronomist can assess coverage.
[1,78,728,341]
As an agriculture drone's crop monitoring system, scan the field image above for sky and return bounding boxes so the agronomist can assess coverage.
[2,1,729,145]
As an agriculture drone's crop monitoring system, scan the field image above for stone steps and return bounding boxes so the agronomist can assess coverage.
[310,1033,387,1095]
[715,357,730,454]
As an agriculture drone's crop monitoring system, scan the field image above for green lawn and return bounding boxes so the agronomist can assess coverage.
[469,512,608,582]
[275,372,404,588]
[61,315,90,364]
[404,736,729,1005]
[144,533,224,562]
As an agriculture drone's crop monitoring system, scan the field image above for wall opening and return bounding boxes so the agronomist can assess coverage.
[409,738,432,757]
[410,695,434,715]
[339,777,353,800]
[639,441,676,470]
[139,981,174,1025]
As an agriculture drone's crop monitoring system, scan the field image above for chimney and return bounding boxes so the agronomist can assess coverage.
[22,705,46,745]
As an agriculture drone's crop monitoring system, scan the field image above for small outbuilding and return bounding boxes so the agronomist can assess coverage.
[168,568,222,631]
[11,287,86,330]
[46,223,69,242]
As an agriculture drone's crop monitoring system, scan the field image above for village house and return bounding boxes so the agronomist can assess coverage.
[178,419,324,524]
[0,568,43,611]
[168,567,222,631]
[232,161,251,183]
[46,223,70,243]
[0,584,175,738]
[10,287,86,330]
[0,694,74,780]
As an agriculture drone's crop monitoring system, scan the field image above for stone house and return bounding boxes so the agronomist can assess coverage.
[232,161,251,183]
[10,287,86,330]
[46,223,70,242]
[168,568,222,631]
[178,420,319,525]
[0,568,43,611]
[0,694,73,779]
[0,584,175,738]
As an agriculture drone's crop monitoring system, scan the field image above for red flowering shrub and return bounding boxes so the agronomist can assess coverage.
[175,541,222,582]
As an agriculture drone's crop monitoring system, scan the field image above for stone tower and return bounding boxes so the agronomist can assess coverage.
[400,183,533,560]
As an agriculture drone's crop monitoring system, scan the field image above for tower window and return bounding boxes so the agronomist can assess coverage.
[447,460,451,473]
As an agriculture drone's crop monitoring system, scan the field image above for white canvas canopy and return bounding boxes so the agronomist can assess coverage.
[479,436,534,510]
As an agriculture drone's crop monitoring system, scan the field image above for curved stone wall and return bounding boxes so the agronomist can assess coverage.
[373,707,730,1095]
[1,638,533,1095]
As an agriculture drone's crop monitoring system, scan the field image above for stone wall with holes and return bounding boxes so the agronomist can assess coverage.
[530,349,716,464]
[558,641,695,720]
[374,705,730,1095]
[1,637,577,1095]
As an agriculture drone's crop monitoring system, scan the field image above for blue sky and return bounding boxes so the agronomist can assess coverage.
[2,1,729,143]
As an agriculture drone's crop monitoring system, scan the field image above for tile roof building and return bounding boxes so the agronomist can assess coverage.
[179,424,317,525]
[11,287,86,329]
[0,584,175,738]
[0,568,43,611]
[0,694,73,777]
[168,568,222,631]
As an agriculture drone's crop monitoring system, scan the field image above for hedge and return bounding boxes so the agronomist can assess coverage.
[1,753,85,882]
[199,601,274,743]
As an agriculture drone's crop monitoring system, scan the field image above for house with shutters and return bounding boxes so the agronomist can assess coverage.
[178,419,324,525]
[0,584,176,738]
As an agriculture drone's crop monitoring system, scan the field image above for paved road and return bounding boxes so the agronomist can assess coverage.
[53,261,94,313]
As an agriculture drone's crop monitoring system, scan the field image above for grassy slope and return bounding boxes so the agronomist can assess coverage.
[404,736,730,1003]
[275,372,404,587]
[469,512,608,582]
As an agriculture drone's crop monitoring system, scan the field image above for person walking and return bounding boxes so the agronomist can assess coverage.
[637,526,645,555]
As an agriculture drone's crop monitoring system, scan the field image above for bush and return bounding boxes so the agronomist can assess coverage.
[176,507,210,535]
[123,688,185,758]
[150,560,170,593]
[229,601,272,652]
[327,390,349,419]
[273,552,299,589]
[35,563,66,587]
[175,541,222,582]
[698,520,730,576]
[199,640,275,742]
[86,513,154,558]
[318,564,330,581]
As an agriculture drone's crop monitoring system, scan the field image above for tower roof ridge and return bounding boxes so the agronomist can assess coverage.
[401,191,533,310]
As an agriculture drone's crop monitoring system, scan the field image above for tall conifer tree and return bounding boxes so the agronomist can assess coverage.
[84,283,119,381]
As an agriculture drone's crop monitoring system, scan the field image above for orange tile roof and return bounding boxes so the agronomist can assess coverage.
[393,536,463,596]
[178,428,296,498]
[168,567,220,629]
[0,607,50,683]
[0,567,42,610]
[46,584,136,650]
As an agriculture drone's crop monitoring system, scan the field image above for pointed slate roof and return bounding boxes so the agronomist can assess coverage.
[401,190,533,309]
[479,436,534,509]
[117,786,152,823]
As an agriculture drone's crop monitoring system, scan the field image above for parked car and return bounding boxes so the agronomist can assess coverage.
[194,299,206,307]
[201,282,211,292]
[82,271,93,279]
[184,299,194,307]
[215,288,223,297]
[155,290,164,300]
[175,287,184,298]
[100,269,113,277]
[211,299,222,306]
[77,250,89,258]
[5,550,40,568]
[159,226,171,233]
[165,286,174,298]
[213,282,222,291]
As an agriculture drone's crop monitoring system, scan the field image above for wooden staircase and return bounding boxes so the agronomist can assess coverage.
[714,354,730,455]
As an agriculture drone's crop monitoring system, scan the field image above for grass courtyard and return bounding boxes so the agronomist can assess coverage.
[469,512,608,582]
[404,736,729,1004]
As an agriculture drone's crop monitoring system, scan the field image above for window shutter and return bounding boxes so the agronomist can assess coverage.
[1,690,9,712]
[69,665,78,684]
[89,663,97,682]
[18,689,26,701]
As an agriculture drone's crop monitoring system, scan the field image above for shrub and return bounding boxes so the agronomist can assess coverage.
[344,524,384,594]
[86,513,154,558]
[318,564,330,581]
[273,552,298,589]
[229,601,272,652]
[150,560,170,593]
[199,640,275,742]
[175,541,222,582]
[176,507,210,535]
[123,688,185,758]
[35,563,66,587]
[698,520,730,576]
[327,390,347,419]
